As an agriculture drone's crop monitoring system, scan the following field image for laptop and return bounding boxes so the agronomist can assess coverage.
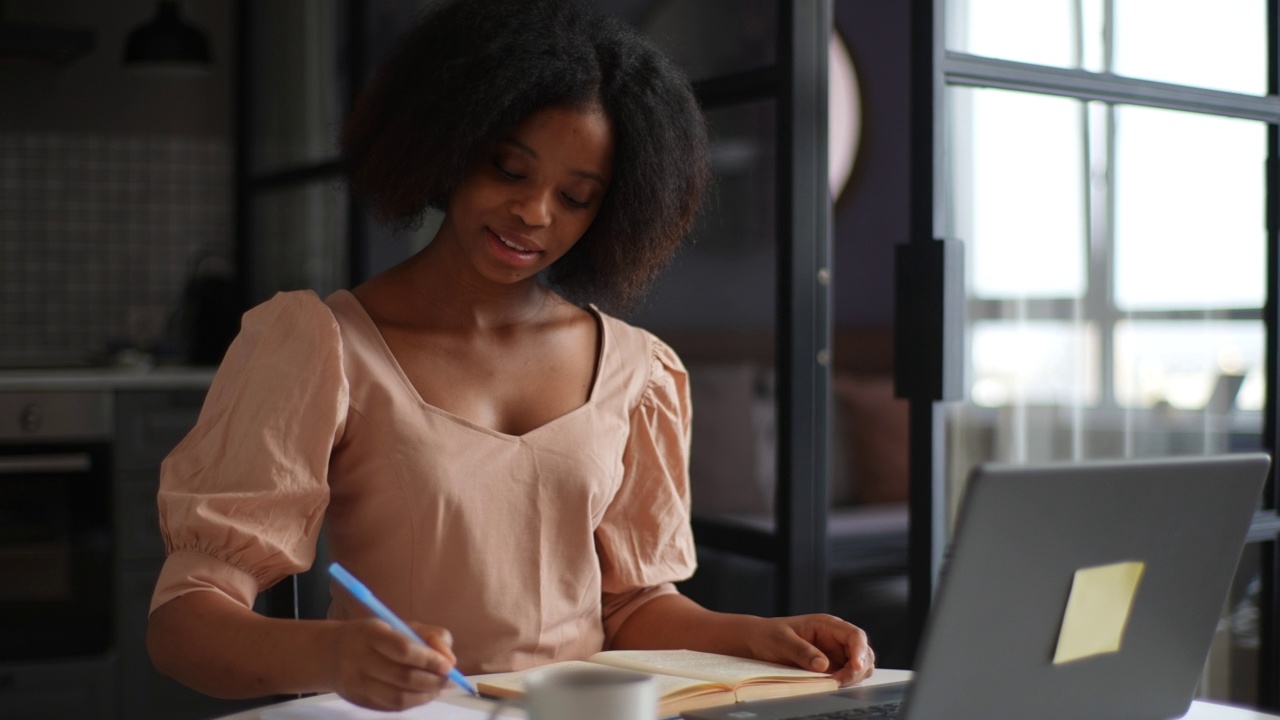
[683,453,1271,720]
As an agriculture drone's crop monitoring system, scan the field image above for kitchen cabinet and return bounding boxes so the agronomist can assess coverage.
[113,389,271,720]
[0,369,291,718]
[1,657,117,720]
[0,389,116,720]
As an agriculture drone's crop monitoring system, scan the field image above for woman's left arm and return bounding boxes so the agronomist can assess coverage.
[610,592,876,686]
[604,333,873,685]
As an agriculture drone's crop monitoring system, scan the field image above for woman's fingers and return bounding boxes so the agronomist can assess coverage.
[754,614,876,686]
[409,622,458,666]
[329,619,454,711]
[345,675,440,712]
[365,624,455,688]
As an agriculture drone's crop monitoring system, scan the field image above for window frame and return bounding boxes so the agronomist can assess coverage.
[902,0,1280,707]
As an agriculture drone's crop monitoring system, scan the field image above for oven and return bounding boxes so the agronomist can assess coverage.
[0,391,113,662]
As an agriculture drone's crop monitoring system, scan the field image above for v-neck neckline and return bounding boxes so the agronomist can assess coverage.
[330,289,607,441]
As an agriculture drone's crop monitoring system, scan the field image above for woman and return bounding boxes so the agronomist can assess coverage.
[146,0,874,711]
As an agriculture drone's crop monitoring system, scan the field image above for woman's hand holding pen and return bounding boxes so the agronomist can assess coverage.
[744,614,876,687]
[326,619,458,711]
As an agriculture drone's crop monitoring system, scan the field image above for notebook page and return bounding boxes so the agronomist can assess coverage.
[590,649,831,686]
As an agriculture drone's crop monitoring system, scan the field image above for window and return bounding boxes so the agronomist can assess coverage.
[937,0,1274,706]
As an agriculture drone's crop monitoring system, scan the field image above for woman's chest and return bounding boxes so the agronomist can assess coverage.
[379,324,599,438]
[327,395,632,531]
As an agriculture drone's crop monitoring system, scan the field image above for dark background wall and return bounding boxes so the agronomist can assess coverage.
[0,1,234,367]
[0,0,908,361]
[833,0,908,332]
[624,0,908,343]
[0,0,231,135]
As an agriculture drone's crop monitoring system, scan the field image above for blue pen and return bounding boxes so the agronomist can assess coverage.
[328,562,479,696]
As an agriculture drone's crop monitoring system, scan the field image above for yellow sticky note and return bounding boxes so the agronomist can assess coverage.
[1053,560,1145,665]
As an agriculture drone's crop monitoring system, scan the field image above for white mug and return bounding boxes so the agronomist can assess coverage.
[523,666,658,720]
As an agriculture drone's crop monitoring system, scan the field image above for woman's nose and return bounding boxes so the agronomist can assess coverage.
[510,187,552,227]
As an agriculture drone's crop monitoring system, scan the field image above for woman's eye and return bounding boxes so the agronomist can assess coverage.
[562,193,590,209]
[493,162,523,180]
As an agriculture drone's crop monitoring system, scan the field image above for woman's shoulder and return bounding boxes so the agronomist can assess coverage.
[238,290,341,339]
[596,308,682,359]
[198,290,349,424]
[593,308,687,401]
[243,288,325,317]
[204,291,342,375]
[594,307,651,360]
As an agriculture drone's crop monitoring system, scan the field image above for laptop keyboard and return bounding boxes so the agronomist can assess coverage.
[791,702,902,720]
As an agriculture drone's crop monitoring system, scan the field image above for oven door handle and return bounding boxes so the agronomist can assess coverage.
[0,453,93,474]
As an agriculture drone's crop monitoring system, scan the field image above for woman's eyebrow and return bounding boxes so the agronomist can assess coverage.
[501,137,608,184]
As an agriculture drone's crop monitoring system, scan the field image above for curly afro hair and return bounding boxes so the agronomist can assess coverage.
[341,0,712,313]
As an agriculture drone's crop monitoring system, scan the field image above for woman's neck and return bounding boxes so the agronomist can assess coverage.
[360,245,558,332]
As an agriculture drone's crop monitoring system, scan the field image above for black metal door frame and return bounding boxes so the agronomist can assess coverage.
[686,0,834,616]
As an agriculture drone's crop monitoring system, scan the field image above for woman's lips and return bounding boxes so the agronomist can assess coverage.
[487,228,542,264]
[495,232,535,253]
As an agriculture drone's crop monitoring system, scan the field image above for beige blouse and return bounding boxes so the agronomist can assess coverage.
[150,289,697,674]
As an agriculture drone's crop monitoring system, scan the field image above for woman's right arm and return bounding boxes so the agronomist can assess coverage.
[146,293,456,711]
[147,591,459,711]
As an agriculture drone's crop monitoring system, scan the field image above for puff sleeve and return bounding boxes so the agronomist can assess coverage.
[596,336,698,645]
[149,291,348,614]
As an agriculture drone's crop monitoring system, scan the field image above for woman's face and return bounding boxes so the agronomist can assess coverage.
[438,104,614,287]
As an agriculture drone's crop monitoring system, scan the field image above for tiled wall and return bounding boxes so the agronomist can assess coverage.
[0,133,231,368]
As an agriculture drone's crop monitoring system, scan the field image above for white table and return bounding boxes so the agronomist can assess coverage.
[216,670,914,719]
[215,669,1280,720]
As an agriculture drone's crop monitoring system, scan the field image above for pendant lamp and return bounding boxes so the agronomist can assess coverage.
[122,0,212,73]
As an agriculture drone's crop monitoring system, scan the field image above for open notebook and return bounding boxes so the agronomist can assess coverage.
[477,649,838,716]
